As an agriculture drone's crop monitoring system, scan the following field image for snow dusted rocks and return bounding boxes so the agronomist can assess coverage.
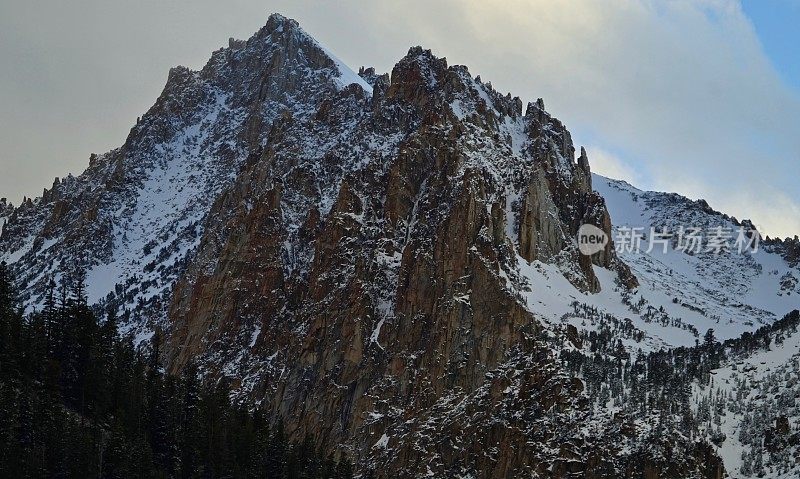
[0,14,373,338]
[1,13,797,478]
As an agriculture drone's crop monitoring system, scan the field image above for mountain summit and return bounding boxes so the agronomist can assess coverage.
[0,13,371,322]
[2,14,799,478]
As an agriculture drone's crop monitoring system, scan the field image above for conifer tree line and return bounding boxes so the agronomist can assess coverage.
[3,253,799,478]
[558,301,800,457]
[0,261,354,479]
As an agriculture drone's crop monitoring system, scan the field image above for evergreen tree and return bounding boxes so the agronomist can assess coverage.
[0,263,354,479]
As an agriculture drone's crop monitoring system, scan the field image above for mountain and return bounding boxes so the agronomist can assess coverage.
[2,13,799,478]
[0,13,376,342]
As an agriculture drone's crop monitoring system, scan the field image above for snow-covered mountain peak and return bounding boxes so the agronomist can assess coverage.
[3,15,800,477]
[247,12,373,94]
[0,14,380,336]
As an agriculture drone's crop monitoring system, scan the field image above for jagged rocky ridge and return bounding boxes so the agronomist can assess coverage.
[2,14,799,478]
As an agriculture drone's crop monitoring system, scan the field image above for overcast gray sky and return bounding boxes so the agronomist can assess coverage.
[1,0,798,238]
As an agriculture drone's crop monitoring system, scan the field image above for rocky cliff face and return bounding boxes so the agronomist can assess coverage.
[1,14,739,478]
[155,17,680,478]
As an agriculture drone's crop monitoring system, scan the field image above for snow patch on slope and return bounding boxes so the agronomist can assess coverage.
[287,15,373,95]
[509,175,800,354]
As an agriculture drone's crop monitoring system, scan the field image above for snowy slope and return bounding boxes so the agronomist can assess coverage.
[597,175,799,333]
[509,174,799,353]
[0,14,373,340]
[693,314,800,478]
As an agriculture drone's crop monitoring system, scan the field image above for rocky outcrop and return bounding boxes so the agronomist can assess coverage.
[766,235,800,267]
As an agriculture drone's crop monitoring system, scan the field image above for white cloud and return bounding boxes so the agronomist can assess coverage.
[585,146,642,187]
